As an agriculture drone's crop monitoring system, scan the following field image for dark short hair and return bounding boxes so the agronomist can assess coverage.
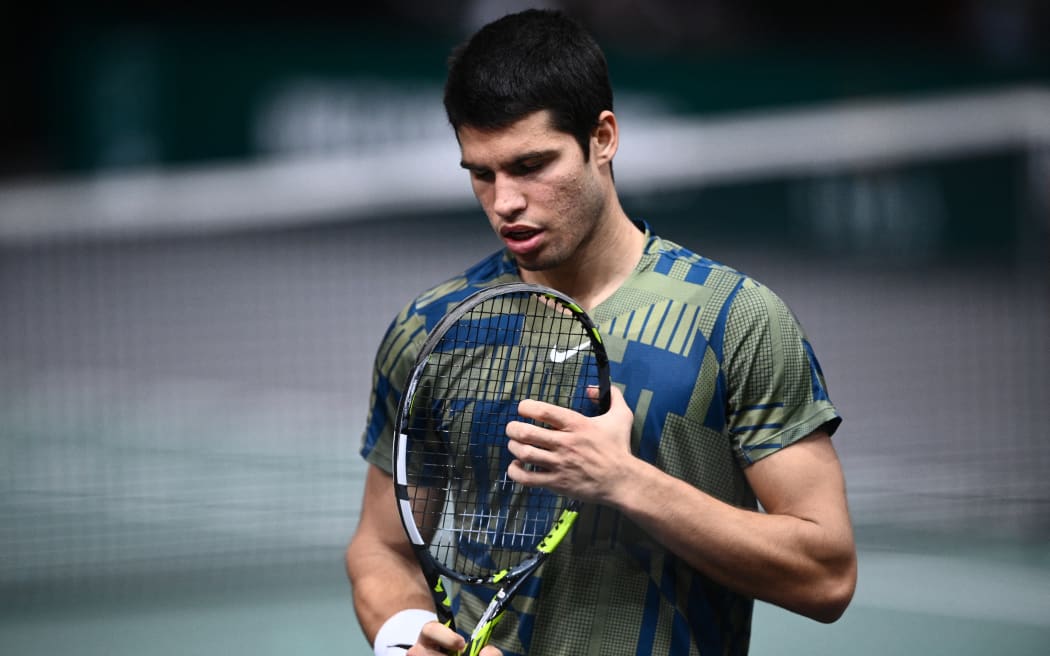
[443,9,614,160]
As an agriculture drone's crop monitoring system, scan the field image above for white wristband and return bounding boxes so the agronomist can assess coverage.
[373,608,439,656]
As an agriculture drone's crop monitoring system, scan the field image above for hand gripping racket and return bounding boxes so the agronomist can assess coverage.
[392,283,610,655]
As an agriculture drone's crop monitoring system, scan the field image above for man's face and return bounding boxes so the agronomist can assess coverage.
[457,110,608,273]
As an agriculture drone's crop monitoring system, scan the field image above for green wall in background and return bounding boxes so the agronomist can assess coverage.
[42,23,1049,263]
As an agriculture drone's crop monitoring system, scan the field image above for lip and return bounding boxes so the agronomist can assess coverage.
[499,225,545,256]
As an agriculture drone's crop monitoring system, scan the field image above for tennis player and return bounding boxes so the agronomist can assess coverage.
[346,9,857,655]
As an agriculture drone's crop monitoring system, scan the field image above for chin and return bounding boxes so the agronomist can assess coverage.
[515,257,562,273]
[513,246,573,274]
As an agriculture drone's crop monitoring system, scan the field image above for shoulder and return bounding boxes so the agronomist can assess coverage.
[628,229,804,354]
[372,249,516,379]
[391,249,519,334]
[626,231,751,307]
[646,232,794,316]
[724,275,801,333]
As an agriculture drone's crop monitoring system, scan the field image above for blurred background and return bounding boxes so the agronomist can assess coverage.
[1,1,1048,654]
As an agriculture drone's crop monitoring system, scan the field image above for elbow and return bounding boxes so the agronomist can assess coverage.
[778,546,857,623]
[806,560,858,624]
[345,529,378,586]
[809,581,854,624]
[345,525,375,584]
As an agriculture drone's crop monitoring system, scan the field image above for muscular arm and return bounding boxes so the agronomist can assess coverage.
[506,386,857,623]
[613,429,856,622]
[347,465,507,656]
[345,464,434,644]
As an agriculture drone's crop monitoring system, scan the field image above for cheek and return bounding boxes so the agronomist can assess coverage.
[470,182,500,226]
[557,173,603,224]
[471,179,492,207]
[544,174,589,216]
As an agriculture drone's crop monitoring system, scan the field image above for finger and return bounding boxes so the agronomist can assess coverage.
[408,621,465,656]
[505,419,554,448]
[593,384,630,418]
[516,398,577,428]
[507,458,546,487]
[607,385,633,420]
[506,437,558,469]
[601,383,624,405]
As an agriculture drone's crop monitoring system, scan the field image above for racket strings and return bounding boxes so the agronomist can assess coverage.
[404,291,600,580]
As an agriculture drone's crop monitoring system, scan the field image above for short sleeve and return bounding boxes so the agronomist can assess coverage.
[360,304,429,473]
[722,279,841,465]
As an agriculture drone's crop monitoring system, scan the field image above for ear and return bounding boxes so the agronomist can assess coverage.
[591,110,618,167]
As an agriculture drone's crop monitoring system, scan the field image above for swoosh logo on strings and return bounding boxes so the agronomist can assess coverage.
[549,340,590,363]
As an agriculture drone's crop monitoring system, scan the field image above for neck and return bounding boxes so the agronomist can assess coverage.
[521,207,644,311]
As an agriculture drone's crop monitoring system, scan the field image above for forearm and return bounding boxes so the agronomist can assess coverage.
[346,538,434,643]
[346,465,439,646]
[610,456,856,622]
[507,391,856,622]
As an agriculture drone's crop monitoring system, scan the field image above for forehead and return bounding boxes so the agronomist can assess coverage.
[457,111,576,165]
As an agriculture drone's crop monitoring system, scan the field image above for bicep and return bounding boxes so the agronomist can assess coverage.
[745,431,852,533]
[353,464,415,555]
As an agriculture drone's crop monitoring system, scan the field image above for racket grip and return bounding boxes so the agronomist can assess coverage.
[460,610,504,656]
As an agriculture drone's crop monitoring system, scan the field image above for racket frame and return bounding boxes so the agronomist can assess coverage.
[391,282,610,654]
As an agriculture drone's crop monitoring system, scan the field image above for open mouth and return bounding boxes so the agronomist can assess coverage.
[500,226,544,255]
[503,228,539,241]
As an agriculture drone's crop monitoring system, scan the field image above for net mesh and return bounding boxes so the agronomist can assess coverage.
[2,157,1048,607]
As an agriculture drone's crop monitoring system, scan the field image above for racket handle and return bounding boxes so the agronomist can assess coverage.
[460,610,504,656]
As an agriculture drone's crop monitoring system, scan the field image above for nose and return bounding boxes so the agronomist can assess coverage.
[492,174,526,218]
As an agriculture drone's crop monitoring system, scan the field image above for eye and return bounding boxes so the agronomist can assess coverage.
[512,158,546,176]
[470,168,494,183]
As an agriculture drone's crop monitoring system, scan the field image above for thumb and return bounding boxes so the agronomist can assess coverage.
[605,384,633,422]
[587,383,632,419]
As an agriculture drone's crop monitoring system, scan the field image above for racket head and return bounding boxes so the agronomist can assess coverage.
[393,283,610,591]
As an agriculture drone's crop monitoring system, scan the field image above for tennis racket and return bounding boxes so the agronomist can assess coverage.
[391,282,611,655]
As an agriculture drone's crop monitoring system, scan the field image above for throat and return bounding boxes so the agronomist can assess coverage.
[520,221,644,311]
